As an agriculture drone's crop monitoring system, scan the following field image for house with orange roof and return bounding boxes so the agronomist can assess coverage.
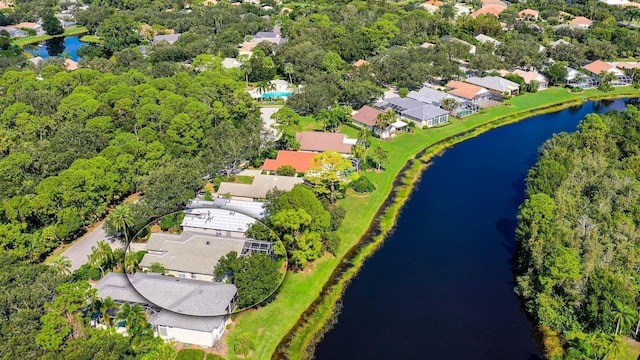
[582,60,631,86]
[445,80,501,108]
[262,150,317,174]
[353,59,370,68]
[503,70,549,89]
[518,9,539,20]
[14,22,44,35]
[419,0,443,13]
[470,4,507,18]
[570,16,593,28]
[64,59,79,71]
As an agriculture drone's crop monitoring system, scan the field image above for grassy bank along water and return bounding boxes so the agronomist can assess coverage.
[12,26,88,47]
[222,87,640,360]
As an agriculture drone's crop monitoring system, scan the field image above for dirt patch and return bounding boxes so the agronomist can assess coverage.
[149,224,162,233]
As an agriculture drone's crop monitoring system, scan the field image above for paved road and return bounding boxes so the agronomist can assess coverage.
[61,223,121,272]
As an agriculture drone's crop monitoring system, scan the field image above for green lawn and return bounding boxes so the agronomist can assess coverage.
[224,86,640,359]
[80,35,103,44]
[12,26,88,47]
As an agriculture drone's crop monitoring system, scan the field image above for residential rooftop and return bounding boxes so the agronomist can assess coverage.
[217,174,304,200]
[295,131,355,154]
[352,105,384,127]
[262,150,317,173]
[465,76,520,93]
[181,207,258,233]
[186,198,266,220]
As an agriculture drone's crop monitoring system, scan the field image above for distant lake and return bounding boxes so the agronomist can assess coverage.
[313,98,637,360]
[26,36,88,61]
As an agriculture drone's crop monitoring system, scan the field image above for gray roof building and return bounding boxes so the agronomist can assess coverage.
[407,87,466,107]
[95,272,236,320]
[141,232,249,273]
[376,97,449,127]
[465,76,520,94]
[153,33,181,44]
[475,34,501,46]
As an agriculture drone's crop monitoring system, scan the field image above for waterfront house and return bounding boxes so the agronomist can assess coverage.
[375,97,449,128]
[407,87,478,117]
[500,70,549,90]
[352,105,395,139]
[465,76,520,96]
[565,66,597,88]
[217,174,304,201]
[94,272,235,347]
[582,60,632,86]
[445,80,501,108]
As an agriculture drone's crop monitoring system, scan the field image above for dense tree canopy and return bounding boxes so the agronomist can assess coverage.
[516,105,640,357]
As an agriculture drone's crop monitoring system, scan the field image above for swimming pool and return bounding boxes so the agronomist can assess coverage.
[262,91,293,98]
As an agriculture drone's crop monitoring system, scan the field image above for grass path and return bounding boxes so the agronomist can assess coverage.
[224,87,640,360]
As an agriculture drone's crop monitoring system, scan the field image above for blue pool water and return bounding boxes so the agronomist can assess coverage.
[26,36,88,61]
[262,91,293,98]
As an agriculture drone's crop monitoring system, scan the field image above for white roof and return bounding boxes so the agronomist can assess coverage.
[182,207,258,233]
[221,57,241,69]
[186,198,265,219]
[475,34,501,45]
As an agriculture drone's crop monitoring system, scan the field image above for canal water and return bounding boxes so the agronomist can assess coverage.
[314,98,635,360]
[26,36,88,61]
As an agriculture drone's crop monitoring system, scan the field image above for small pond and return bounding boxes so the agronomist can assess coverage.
[26,36,88,61]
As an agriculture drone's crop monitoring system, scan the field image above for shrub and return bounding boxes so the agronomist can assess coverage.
[176,349,205,360]
[276,165,296,176]
[159,212,185,231]
[398,87,409,97]
[349,176,376,193]
[73,263,101,281]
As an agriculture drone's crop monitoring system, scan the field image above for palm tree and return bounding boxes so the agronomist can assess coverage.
[106,205,134,245]
[97,297,119,326]
[374,110,396,137]
[284,62,294,84]
[238,54,251,87]
[372,145,389,171]
[89,240,115,277]
[49,256,72,276]
[613,301,636,336]
[124,251,139,274]
[116,302,149,336]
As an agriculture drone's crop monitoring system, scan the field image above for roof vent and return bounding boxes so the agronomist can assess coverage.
[206,241,210,245]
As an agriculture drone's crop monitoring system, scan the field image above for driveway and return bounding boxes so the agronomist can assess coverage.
[260,107,279,139]
[61,223,122,272]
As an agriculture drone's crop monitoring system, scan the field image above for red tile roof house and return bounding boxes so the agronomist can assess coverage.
[445,80,501,108]
[582,60,632,86]
[295,131,356,154]
[470,4,507,17]
[518,9,539,20]
[569,16,593,28]
[351,105,395,140]
[262,150,317,174]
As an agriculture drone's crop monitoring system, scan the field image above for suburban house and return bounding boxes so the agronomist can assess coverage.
[352,105,396,139]
[375,97,449,128]
[262,150,317,173]
[13,22,44,35]
[419,0,443,13]
[445,80,500,108]
[475,34,501,47]
[470,4,507,17]
[582,60,632,86]
[465,76,520,96]
[28,56,43,66]
[569,16,593,28]
[64,59,79,71]
[217,174,304,201]
[407,87,478,117]
[222,58,242,69]
[499,69,549,89]
[353,59,370,68]
[0,26,28,37]
[94,272,236,347]
[186,198,265,220]
[181,207,259,237]
[518,8,539,20]
[238,27,287,55]
[295,131,356,154]
[153,33,181,44]
[454,3,472,16]
[139,231,273,281]
[420,42,435,49]
[565,66,597,88]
